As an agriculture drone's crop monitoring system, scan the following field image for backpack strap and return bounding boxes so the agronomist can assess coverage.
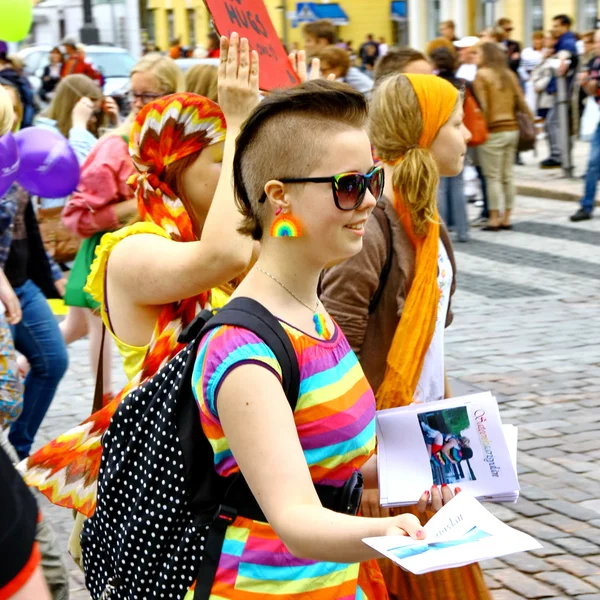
[368,202,393,314]
[198,297,300,406]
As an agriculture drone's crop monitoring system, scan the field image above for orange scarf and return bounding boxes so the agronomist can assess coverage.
[376,74,458,410]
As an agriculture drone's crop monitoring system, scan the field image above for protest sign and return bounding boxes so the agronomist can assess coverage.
[204,0,300,90]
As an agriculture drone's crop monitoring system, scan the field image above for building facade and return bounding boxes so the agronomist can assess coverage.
[140,0,600,55]
[31,0,142,58]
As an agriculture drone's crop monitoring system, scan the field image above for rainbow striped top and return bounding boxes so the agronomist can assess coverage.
[190,321,378,599]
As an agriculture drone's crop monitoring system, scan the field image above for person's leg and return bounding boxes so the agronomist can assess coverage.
[59,306,89,345]
[501,131,519,226]
[474,166,489,220]
[420,421,442,438]
[545,99,562,164]
[0,433,69,600]
[575,122,600,218]
[449,172,468,241]
[8,281,69,459]
[85,310,112,397]
[479,134,502,227]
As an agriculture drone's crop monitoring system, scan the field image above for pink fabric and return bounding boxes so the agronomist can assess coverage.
[62,135,135,238]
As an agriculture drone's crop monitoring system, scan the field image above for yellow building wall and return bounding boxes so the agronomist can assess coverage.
[147,0,396,53]
[543,0,577,30]
[147,0,600,56]
[502,0,525,42]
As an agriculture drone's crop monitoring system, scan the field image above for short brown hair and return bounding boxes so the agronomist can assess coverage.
[302,20,337,45]
[497,17,512,28]
[374,47,429,85]
[532,30,545,40]
[317,45,351,77]
[234,80,368,240]
[440,20,455,30]
[582,30,595,43]
[425,37,456,58]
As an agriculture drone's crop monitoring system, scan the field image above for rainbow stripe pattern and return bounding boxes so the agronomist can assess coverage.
[270,213,302,237]
[191,321,378,598]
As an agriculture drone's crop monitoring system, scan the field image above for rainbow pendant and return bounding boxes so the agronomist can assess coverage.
[313,313,331,340]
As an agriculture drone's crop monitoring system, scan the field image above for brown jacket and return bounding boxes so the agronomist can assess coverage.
[320,198,456,393]
[473,67,532,133]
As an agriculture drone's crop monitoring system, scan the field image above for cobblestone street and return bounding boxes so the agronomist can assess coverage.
[34,194,600,600]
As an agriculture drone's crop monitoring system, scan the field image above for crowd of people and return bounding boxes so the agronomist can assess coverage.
[0,10,593,600]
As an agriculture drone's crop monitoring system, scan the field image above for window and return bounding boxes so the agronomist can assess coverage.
[427,0,441,42]
[145,8,156,45]
[578,0,597,32]
[524,0,543,45]
[187,9,196,47]
[167,9,175,42]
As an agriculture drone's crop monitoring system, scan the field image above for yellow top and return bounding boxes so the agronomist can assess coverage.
[85,222,232,380]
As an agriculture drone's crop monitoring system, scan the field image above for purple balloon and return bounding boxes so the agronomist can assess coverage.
[15,127,80,198]
[0,132,19,197]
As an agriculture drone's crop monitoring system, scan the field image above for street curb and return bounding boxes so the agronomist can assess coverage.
[516,183,600,206]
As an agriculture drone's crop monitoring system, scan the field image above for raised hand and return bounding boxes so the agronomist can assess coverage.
[71,97,95,130]
[102,96,121,125]
[218,33,260,128]
[288,50,336,83]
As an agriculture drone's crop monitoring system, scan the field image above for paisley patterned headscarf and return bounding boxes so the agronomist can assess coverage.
[21,93,229,516]
[129,92,226,242]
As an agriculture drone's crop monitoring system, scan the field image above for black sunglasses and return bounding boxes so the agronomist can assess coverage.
[262,165,385,211]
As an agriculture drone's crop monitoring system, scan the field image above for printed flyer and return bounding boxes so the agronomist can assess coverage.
[377,392,519,506]
[364,493,541,574]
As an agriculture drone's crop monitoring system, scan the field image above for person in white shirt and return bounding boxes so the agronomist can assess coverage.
[519,31,545,113]
[378,37,389,57]
[454,36,480,81]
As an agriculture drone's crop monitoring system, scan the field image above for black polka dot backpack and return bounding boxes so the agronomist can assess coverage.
[80,298,300,600]
[81,297,365,599]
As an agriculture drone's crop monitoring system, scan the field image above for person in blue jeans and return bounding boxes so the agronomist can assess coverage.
[1,183,67,459]
[438,174,469,242]
[571,37,600,222]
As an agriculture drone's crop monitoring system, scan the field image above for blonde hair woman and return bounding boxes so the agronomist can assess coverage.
[0,83,21,133]
[0,84,12,132]
[184,63,218,101]
[474,42,532,230]
[321,74,491,600]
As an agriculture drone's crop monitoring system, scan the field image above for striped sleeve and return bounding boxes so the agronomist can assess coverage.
[192,325,283,420]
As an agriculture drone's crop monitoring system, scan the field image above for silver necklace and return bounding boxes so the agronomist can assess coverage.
[255,267,331,339]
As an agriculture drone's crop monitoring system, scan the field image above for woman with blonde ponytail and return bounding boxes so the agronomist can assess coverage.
[321,73,491,600]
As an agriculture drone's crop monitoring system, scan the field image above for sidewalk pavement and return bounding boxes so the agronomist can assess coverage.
[515,138,600,206]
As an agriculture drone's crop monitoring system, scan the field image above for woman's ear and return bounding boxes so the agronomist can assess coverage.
[263,179,290,212]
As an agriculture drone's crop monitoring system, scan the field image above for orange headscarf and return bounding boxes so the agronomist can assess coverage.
[377,74,459,410]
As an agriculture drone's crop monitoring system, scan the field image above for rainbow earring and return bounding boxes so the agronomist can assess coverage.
[270,208,302,238]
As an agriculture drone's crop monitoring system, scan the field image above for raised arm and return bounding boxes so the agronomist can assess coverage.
[107,34,256,307]
[217,364,425,563]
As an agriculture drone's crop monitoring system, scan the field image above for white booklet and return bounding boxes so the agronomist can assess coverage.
[363,492,541,574]
[377,392,519,506]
